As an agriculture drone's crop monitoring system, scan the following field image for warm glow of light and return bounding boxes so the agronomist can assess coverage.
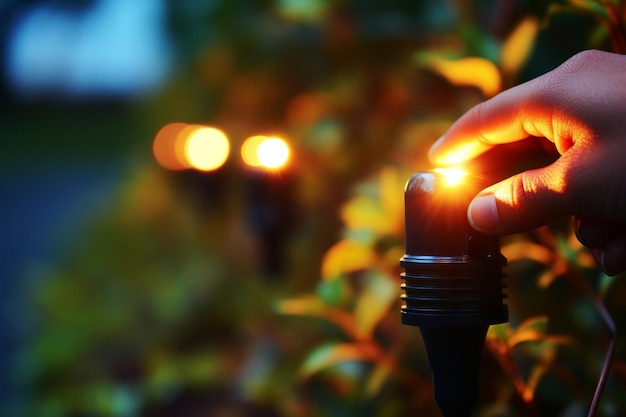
[434,167,467,186]
[241,135,267,167]
[242,136,290,169]
[184,127,230,171]
[153,123,231,172]
[257,137,289,169]
[436,141,491,166]
[153,122,189,171]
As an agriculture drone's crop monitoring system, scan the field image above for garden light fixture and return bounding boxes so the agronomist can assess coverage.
[400,169,508,417]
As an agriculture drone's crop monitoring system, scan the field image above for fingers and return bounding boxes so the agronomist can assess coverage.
[467,164,569,234]
[429,50,626,166]
[429,76,554,165]
[468,181,626,275]
[576,216,626,276]
[598,236,626,276]
[467,184,626,275]
[427,49,626,275]
[574,216,618,249]
[591,237,626,276]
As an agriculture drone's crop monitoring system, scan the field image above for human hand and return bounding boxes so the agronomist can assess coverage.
[429,50,626,275]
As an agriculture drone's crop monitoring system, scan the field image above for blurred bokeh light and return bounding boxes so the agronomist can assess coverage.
[152,122,189,171]
[241,135,290,170]
[153,124,230,172]
[241,135,267,168]
[257,137,289,169]
[183,126,230,171]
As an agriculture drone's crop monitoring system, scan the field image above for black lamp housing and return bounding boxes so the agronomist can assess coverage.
[400,170,508,417]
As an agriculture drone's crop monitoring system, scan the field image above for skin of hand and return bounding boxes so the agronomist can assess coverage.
[429,49,626,275]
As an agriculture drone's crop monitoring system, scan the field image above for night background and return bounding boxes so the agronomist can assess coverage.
[1,0,626,416]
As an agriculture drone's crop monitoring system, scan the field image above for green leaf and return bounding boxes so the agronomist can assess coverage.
[353,271,397,340]
[299,343,370,380]
[316,275,350,307]
[277,0,329,22]
[365,362,392,396]
[568,0,610,17]
[544,2,608,28]
[599,272,615,297]
[487,322,511,343]
[412,50,463,67]
[517,315,549,333]
[460,24,501,62]
[556,234,577,265]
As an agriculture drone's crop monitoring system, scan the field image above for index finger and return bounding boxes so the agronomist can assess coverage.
[429,76,554,166]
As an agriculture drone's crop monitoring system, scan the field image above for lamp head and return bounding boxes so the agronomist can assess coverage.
[401,169,508,417]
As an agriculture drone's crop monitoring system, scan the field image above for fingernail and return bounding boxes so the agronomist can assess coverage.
[468,194,500,232]
[600,251,608,273]
[432,135,445,149]
[600,242,626,276]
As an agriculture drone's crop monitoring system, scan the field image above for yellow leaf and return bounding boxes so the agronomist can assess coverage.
[508,315,548,348]
[517,315,549,332]
[275,295,326,316]
[365,361,393,396]
[487,322,512,343]
[538,259,568,289]
[576,251,596,268]
[383,246,405,269]
[353,271,397,340]
[321,240,376,279]
[501,17,539,81]
[507,315,566,349]
[524,347,557,402]
[508,328,545,348]
[537,269,558,289]
[378,165,405,234]
[276,296,357,336]
[502,241,553,264]
[567,231,598,268]
[340,196,388,234]
[427,57,501,97]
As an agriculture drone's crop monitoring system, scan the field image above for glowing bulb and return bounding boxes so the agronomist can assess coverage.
[257,137,290,169]
[184,127,230,171]
[153,122,189,171]
[241,135,267,167]
[434,167,467,186]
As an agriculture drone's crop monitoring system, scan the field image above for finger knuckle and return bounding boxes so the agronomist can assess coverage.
[511,174,540,211]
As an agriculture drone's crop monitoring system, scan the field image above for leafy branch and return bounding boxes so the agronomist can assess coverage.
[546,0,626,52]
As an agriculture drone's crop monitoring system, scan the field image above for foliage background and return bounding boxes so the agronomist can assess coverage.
[2,0,626,416]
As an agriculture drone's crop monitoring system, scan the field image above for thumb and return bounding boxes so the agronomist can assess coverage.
[467,165,570,234]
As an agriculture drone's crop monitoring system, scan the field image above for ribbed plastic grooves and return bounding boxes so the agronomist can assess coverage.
[400,255,508,327]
